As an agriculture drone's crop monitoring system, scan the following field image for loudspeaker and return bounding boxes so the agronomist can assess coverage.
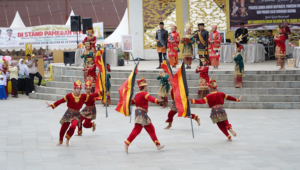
[70,15,81,31]
[82,18,93,34]
[63,51,75,66]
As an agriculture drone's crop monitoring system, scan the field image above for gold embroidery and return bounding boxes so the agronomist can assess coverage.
[125,140,131,145]
[51,104,56,108]
[64,96,68,102]
[145,94,150,100]
[198,32,206,46]
[224,95,228,100]
[65,134,70,139]
[203,97,208,103]
[72,93,81,103]
[85,95,90,102]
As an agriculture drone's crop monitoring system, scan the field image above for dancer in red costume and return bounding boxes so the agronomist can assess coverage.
[124,77,164,154]
[196,60,209,99]
[82,27,97,53]
[164,88,201,129]
[188,78,242,141]
[77,80,101,136]
[46,79,101,146]
[83,59,97,93]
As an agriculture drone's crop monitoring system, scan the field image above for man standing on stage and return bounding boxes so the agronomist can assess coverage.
[155,22,168,69]
[235,23,248,44]
[124,78,164,153]
[195,23,209,66]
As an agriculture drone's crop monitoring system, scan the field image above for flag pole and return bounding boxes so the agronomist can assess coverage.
[189,102,195,138]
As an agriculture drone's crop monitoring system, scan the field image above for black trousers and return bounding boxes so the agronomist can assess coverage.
[11,78,18,96]
[158,53,166,65]
[29,72,42,91]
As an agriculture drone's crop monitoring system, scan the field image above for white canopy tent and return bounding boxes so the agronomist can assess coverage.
[104,8,128,43]
[65,10,76,26]
[10,11,26,28]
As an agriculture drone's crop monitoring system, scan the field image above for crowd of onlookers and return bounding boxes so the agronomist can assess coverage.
[0,54,42,100]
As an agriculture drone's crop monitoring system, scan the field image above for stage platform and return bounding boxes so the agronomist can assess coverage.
[29,60,300,109]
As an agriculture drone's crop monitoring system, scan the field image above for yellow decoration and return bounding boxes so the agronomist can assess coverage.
[25,43,32,60]
[210,77,214,81]
[75,79,82,86]
[86,80,92,86]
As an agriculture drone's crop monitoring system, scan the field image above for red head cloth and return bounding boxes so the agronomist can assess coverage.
[85,79,92,89]
[87,27,94,34]
[74,79,82,90]
[235,42,244,50]
[211,24,217,31]
[171,25,177,31]
[137,77,147,89]
[208,77,217,89]
[107,64,111,72]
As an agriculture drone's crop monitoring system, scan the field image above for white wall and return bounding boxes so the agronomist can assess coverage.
[128,0,144,59]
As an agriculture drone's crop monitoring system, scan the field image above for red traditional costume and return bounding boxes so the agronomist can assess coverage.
[77,80,102,135]
[125,78,162,147]
[196,62,209,98]
[83,59,97,93]
[274,25,286,67]
[190,78,240,140]
[82,27,96,53]
[208,25,222,68]
[81,42,94,81]
[167,25,180,67]
[50,79,101,144]
[165,88,200,125]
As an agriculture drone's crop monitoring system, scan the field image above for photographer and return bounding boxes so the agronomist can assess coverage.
[26,54,42,93]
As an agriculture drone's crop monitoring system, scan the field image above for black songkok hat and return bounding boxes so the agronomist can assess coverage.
[159,22,164,25]
[240,22,245,25]
[198,23,204,26]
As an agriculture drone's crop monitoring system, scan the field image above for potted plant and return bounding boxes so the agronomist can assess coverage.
[118,53,125,66]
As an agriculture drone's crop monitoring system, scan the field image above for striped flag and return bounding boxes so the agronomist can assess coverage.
[95,48,106,102]
[115,61,139,116]
[172,62,191,118]
[161,59,173,82]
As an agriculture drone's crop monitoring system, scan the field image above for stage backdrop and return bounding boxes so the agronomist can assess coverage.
[229,0,300,30]
[0,22,104,50]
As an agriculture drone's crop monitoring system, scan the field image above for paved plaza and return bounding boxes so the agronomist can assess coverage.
[1,95,300,170]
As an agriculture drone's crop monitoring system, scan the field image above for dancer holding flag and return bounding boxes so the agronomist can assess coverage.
[123,77,164,153]
[77,80,102,136]
[164,87,201,129]
[188,78,242,141]
[45,79,101,146]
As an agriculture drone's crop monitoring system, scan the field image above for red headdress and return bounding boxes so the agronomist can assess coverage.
[87,27,94,34]
[208,77,217,89]
[235,42,244,50]
[85,79,92,89]
[74,79,82,89]
[277,25,285,33]
[107,64,111,72]
[171,25,177,30]
[137,77,147,89]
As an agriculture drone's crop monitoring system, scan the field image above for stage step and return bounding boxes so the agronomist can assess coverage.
[29,65,300,109]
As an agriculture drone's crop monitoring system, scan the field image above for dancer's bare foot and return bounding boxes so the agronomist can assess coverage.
[227,138,232,141]
[157,145,165,150]
[66,139,70,146]
[164,123,172,129]
[229,129,236,137]
[56,141,62,146]
[196,117,201,126]
[92,123,96,132]
[75,133,82,136]
[124,144,129,154]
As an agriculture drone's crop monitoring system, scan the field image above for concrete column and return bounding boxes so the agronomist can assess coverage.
[128,0,144,59]
[176,0,189,59]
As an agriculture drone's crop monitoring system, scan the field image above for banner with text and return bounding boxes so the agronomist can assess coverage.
[229,0,300,30]
[0,22,104,48]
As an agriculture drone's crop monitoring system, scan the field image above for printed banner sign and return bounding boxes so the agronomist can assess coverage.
[0,22,104,48]
[229,0,300,30]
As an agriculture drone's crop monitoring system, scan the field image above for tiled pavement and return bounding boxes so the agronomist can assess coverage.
[1,95,300,170]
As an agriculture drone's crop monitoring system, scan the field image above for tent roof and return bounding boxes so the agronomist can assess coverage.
[10,11,26,28]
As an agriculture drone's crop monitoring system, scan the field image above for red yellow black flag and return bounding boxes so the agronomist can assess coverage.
[95,48,106,102]
[172,62,191,118]
[115,61,139,116]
